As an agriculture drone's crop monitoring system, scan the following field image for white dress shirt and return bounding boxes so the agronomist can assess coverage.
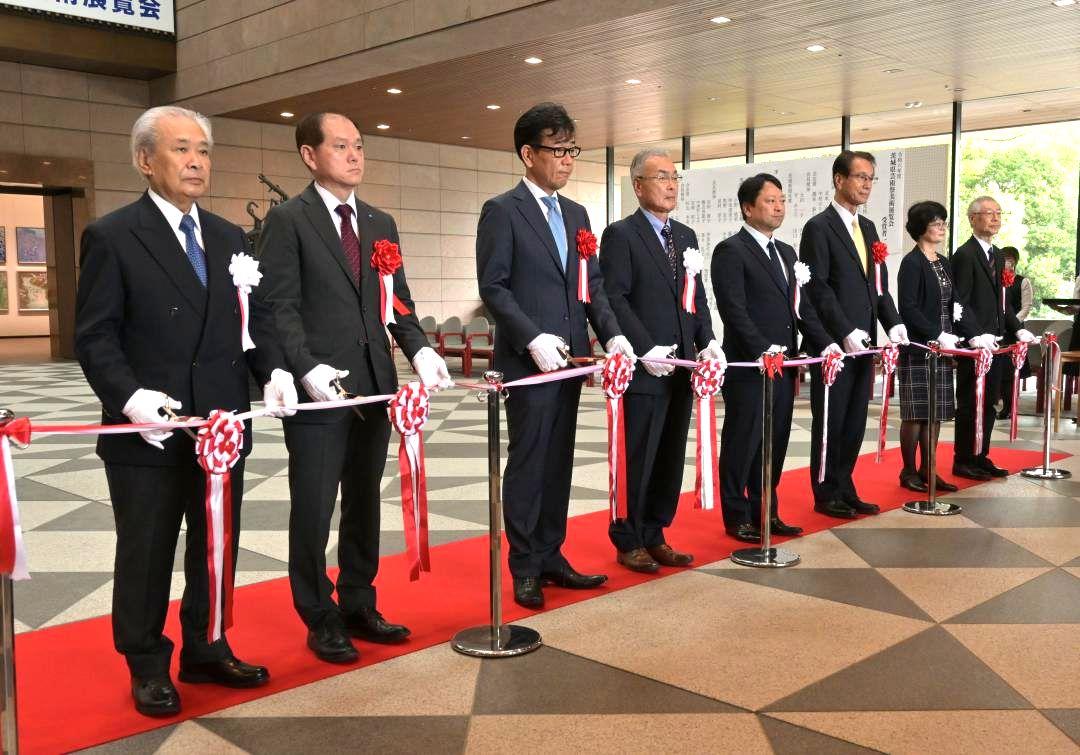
[974,236,996,264]
[523,175,559,220]
[742,223,787,279]
[147,188,203,252]
[313,182,359,239]
[830,200,862,243]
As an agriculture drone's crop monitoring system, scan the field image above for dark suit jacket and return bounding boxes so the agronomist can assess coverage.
[897,248,976,344]
[255,183,430,407]
[800,205,901,351]
[75,192,280,466]
[476,180,621,382]
[950,236,1021,341]
[713,228,831,366]
[600,209,713,394]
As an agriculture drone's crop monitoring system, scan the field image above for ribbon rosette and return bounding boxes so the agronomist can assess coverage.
[229,253,262,352]
[1009,342,1029,441]
[389,382,431,581]
[953,302,964,323]
[876,343,900,462]
[817,351,845,483]
[690,359,725,510]
[0,418,31,580]
[792,260,811,319]
[973,347,994,455]
[870,241,888,296]
[761,351,785,379]
[195,410,244,643]
[1000,268,1015,313]
[681,248,703,314]
[371,239,412,325]
[576,229,598,303]
[601,353,634,522]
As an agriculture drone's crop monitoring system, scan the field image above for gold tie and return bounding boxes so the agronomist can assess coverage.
[851,217,869,276]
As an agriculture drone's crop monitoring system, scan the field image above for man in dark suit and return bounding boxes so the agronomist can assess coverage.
[951,196,1035,479]
[477,102,634,607]
[801,151,907,519]
[256,113,451,664]
[75,106,295,717]
[600,148,721,573]
[714,174,839,542]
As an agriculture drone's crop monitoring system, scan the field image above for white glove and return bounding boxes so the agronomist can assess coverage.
[820,343,844,358]
[262,369,298,418]
[1015,329,1036,344]
[527,333,568,373]
[935,332,961,350]
[968,333,997,350]
[605,335,637,362]
[301,364,349,402]
[888,323,910,345]
[842,328,871,353]
[766,344,787,354]
[642,345,676,377]
[412,346,453,390]
[697,339,728,369]
[122,388,182,450]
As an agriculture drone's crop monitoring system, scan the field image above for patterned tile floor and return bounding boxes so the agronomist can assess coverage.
[1,355,1077,753]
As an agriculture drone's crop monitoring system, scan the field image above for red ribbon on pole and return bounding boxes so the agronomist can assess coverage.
[0,418,31,580]
[818,351,845,483]
[973,348,994,455]
[576,229,597,303]
[389,382,431,581]
[602,353,633,522]
[1009,341,1029,442]
[876,343,900,462]
[690,359,725,510]
[195,410,244,643]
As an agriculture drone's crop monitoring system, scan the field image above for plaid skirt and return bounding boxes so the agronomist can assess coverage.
[898,349,955,421]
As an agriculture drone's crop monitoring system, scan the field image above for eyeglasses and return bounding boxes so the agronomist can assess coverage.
[972,210,1003,218]
[638,173,682,184]
[927,220,947,230]
[529,144,582,158]
[848,173,878,184]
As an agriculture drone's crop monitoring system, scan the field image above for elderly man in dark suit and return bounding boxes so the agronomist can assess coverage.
[76,106,295,717]
[714,173,838,542]
[801,151,908,519]
[477,102,634,607]
[599,148,721,573]
[951,196,1035,480]
[256,112,451,664]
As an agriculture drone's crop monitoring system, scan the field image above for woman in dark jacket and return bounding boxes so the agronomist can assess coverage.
[896,201,974,492]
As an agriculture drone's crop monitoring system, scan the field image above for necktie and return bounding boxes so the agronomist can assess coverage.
[178,214,207,287]
[335,204,362,285]
[851,217,869,276]
[987,246,996,276]
[767,240,788,292]
[660,224,678,276]
[541,195,568,271]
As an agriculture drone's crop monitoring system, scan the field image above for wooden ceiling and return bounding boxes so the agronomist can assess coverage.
[223,0,1080,152]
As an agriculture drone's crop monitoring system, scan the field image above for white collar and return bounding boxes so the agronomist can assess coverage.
[147,188,199,232]
[974,236,994,254]
[523,175,558,205]
[313,181,357,218]
[831,200,859,230]
[742,223,774,253]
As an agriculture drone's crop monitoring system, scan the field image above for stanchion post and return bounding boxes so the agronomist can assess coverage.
[452,371,542,657]
[0,409,17,754]
[904,343,960,516]
[732,353,800,567]
[1023,332,1072,480]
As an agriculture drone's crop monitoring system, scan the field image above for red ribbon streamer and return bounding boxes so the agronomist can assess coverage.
[818,351,845,483]
[1009,342,1028,442]
[973,348,994,455]
[389,382,431,581]
[876,344,900,462]
[0,418,31,580]
[690,359,725,510]
[682,274,697,314]
[602,354,633,521]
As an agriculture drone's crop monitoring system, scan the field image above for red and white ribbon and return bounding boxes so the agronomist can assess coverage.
[973,348,994,455]
[876,343,900,462]
[1001,269,1015,314]
[576,229,598,304]
[372,239,412,326]
[389,382,431,581]
[1009,342,1028,442]
[229,253,261,351]
[818,351,845,483]
[690,359,725,510]
[682,248,703,314]
[871,241,888,296]
[0,418,30,580]
[195,410,244,643]
[602,353,634,522]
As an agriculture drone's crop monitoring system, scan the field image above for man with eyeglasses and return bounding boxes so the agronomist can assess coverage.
[477,102,634,607]
[801,150,906,519]
[950,196,1035,480]
[599,148,723,573]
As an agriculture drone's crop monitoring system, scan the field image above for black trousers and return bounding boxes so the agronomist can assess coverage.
[955,352,1008,464]
[284,349,390,629]
[720,370,795,529]
[609,373,694,552]
[810,354,875,503]
[502,378,581,578]
[106,459,244,678]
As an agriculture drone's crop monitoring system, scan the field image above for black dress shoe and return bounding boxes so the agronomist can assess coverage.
[343,606,411,645]
[540,564,607,589]
[769,517,803,536]
[179,656,269,688]
[921,471,959,493]
[131,675,181,718]
[306,621,359,664]
[844,497,881,515]
[953,463,991,481]
[725,523,762,543]
[513,577,543,608]
[900,470,928,493]
[978,458,1009,478]
[814,500,858,519]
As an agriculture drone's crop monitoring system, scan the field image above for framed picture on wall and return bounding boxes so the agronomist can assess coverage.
[16,227,46,264]
[0,275,7,312]
[17,271,48,314]
[0,227,6,264]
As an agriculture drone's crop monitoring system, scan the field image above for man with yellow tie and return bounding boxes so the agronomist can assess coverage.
[800,151,907,519]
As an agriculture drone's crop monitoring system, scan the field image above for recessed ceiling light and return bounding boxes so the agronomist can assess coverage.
[904,100,923,108]
[707,96,720,101]
[806,44,826,53]
[709,15,731,24]
[524,56,542,65]
[386,87,402,94]
[41,161,51,166]
[778,111,792,115]
[280,111,294,118]
[1051,0,1076,7]
[485,104,501,110]
[1022,108,1033,112]
[883,68,903,74]
[460,136,471,140]
[376,123,390,130]
[625,78,642,85]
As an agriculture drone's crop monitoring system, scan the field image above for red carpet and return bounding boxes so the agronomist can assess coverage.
[8,443,1066,753]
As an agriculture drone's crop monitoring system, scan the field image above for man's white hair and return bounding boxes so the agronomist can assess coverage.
[967,195,999,217]
[130,106,213,173]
